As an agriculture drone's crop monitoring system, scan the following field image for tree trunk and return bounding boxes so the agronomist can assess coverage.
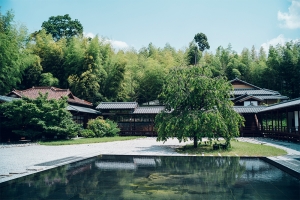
[193,135,198,148]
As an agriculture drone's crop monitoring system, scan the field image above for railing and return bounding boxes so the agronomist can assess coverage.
[262,126,299,134]
[261,126,299,142]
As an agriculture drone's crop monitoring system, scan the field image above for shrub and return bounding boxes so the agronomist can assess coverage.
[81,129,95,138]
[0,93,81,140]
[105,119,120,137]
[87,117,120,137]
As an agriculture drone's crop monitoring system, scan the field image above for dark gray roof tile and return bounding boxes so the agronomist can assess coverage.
[259,98,300,112]
[96,102,138,109]
[67,105,100,114]
[133,106,165,114]
[233,106,267,113]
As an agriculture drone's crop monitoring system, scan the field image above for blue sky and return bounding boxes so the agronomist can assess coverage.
[1,0,300,53]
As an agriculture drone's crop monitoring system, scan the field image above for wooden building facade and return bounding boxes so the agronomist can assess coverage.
[96,102,164,136]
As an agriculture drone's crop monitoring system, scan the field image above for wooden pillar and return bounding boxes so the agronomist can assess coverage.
[280,111,283,132]
[277,110,279,132]
[271,111,274,131]
[286,108,288,133]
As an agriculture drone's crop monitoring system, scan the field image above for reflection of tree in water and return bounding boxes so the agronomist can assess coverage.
[3,156,298,199]
[121,156,246,199]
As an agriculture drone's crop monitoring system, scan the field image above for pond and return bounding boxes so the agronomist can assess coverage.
[0,155,299,199]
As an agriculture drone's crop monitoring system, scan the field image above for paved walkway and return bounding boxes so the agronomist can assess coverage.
[0,137,299,183]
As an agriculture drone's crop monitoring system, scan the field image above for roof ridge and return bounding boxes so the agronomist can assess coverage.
[101,102,137,104]
[266,97,300,108]
[230,78,262,90]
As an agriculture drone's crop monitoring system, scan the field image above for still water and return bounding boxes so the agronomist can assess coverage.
[0,155,299,200]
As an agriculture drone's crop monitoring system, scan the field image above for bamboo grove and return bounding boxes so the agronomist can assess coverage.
[1,11,299,106]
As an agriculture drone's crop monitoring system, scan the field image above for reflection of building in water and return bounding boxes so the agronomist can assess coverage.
[95,162,136,170]
[95,157,161,170]
[239,158,285,180]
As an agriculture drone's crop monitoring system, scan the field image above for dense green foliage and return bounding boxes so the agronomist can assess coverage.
[155,66,245,148]
[0,93,81,139]
[85,117,120,138]
[41,14,83,41]
[0,10,29,94]
[1,10,299,102]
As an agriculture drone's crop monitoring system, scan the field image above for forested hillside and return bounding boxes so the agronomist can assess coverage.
[1,11,299,105]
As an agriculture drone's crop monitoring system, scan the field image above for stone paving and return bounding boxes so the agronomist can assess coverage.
[0,137,299,183]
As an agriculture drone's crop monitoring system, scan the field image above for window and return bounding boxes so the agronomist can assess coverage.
[244,101,258,106]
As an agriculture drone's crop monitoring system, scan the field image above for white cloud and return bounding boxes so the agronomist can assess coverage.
[261,34,299,53]
[107,39,130,50]
[261,34,288,53]
[83,32,95,38]
[278,0,300,29]
[83,32,130,50]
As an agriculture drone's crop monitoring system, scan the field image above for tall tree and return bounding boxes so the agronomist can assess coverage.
[194,32,210,52]
[155,66,244,148]
[41,14,83,41]
[68,36,107,104]
[0,10,27,94]
[28,29,65,87]
[186,41,201,65]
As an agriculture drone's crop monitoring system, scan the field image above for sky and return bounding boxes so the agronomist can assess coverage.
[1,0,300,54]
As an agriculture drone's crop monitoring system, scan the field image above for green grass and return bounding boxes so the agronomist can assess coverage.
[177,140,287,157]
[38,136,143,146]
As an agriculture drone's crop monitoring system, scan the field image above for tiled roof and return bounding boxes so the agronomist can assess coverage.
[236,96,263,102]
[233,106,267,113]
[259,98,300,112]
[96,102,138,109]
[252,95,289,100]
[133,106,165,114]
[231,89,278,95]
[0,95,18,102]
[230,78,262,90]
[67,105,100,114]
[8,87,92,106]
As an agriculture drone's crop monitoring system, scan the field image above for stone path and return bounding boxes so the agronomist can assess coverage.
[0,137,299,183]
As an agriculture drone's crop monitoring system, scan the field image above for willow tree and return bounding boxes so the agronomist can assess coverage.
[155,66,244,148]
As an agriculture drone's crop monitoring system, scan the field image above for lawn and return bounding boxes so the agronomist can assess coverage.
[39,136,143,145]
[177,140,287,157]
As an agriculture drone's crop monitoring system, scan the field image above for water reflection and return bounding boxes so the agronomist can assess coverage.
[0,156,299,200]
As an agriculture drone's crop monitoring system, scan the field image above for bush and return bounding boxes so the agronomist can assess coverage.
[87,117,120,137]
[81,129,95,138]
[105,119,120,137]
[0,93,81,140]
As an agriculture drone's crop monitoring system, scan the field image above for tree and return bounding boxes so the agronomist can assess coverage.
[101,61,126,101]
[41,14,83,41]
[155,66,244,148]
[0,93,80,139]
[28,29,66,87]
[136,64,165,104]
[39,72,59,87]
[0,10,27,94]
[186,41,201,65]
[194,33,210,52]
[68,36,107,104]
